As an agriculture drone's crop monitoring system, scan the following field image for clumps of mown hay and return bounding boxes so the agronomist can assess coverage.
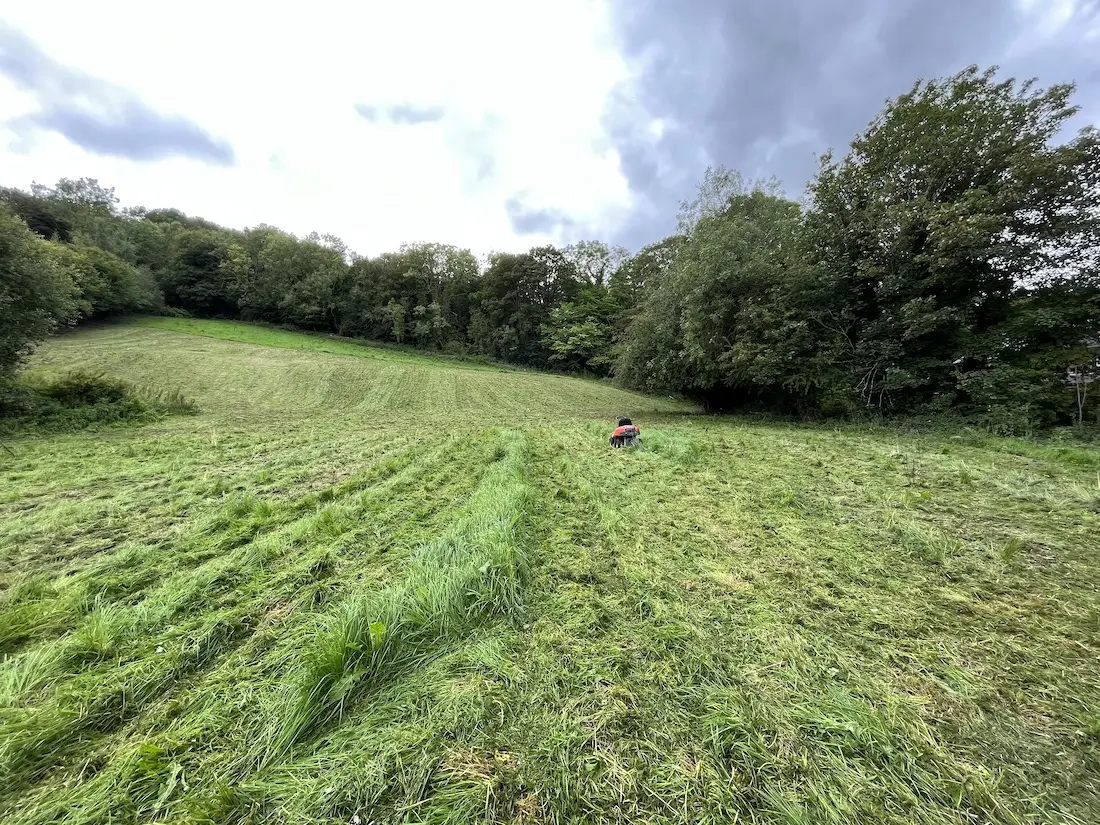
[261,430,531,761]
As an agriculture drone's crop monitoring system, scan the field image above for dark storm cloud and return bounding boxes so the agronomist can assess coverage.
[354,102,445,125]
[606,0,1100,249]
[0,24,234,165]
[506,196,580,238]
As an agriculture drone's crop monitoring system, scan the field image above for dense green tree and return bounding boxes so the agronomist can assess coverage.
[617,184,804,407]
[803,65,1100,423]
[387,299,406,343]
[471,247,580,365]
[31,178,119,211]
[238,232,345,329]
[141,208,221,230]
[0,207,77,380]
[55,244,161,319]
[543,286,619,374]
[562,240,628,287]
[608,234,686,351]
[0,187,74,242]
[27,178,129,257]
[160,230,239,316]
[333,243,478,347]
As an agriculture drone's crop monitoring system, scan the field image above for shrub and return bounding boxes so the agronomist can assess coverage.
[0,371,197,434]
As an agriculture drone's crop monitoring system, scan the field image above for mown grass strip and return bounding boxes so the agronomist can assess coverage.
[127,316,501,371]
[0,443,422,659]
[261,430,532,762]
[0,441,488,795]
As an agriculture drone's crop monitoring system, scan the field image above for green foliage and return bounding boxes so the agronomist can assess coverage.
[335,243,480,347]
[49,243,161,319]
[614,66,1100,428]
[160,229,239,315]
[471,246,582,366]
[801,65,1100,421]
[0,187,74,242]
[562,239,628,286]
[0,370,197,434]
[32,177,119,211]
[542,287,618,374]
[235,230,346,329]
[0,207,77,381]
[618,182,804,406]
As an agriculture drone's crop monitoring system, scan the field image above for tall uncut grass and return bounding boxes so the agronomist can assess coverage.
[264,430,531,760]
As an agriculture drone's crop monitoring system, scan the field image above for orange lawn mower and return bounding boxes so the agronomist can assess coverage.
[610,417,641,448]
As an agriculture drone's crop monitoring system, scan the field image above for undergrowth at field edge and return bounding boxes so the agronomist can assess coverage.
[0,370,197,436]
[0,322,1097,825]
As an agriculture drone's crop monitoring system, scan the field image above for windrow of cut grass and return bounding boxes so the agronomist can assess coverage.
[262,429,531,761]
[0,428,532,823]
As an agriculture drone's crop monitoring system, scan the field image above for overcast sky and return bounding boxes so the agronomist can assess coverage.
[2,1,1098,256]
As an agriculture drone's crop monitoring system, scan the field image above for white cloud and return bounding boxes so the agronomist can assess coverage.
[1010,0,1081,49]
[0,0,636,255]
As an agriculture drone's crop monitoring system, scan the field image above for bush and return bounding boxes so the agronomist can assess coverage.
[32,371,131,407]
[0,371,197,434]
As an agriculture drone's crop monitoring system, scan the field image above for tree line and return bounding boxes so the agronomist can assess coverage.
[2,66,1098,432]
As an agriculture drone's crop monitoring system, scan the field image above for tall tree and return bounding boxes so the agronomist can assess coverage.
[0,208,77,380]
[562,240,628,287]
[542,286,619,374]
[471,247,580,365]
[160,230,239,316]
[617,184,804,407]
[804,65,1100,422]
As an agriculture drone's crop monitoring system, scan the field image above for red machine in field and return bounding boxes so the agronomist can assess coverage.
[610,417,641,448]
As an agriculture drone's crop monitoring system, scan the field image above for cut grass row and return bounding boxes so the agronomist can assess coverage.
[0,434,510,794]
[263,429,531,761]
[127,317,502,370]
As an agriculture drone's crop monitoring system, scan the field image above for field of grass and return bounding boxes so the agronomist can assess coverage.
[2,318,1099,825]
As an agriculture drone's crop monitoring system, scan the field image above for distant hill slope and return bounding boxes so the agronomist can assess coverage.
[32,318,689,426]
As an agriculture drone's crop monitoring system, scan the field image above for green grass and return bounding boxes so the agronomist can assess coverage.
[1,319,1098,824]
[128,316,519,370]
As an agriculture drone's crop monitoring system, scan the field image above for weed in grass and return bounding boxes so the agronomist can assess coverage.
[0,646,66,705]
[1000,537,1025,567]
[1,370,197,435]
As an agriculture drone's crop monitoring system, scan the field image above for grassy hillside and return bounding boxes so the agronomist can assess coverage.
[1,320,1098,825]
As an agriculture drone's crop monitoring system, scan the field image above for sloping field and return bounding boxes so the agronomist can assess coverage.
[1,320,1098,825]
